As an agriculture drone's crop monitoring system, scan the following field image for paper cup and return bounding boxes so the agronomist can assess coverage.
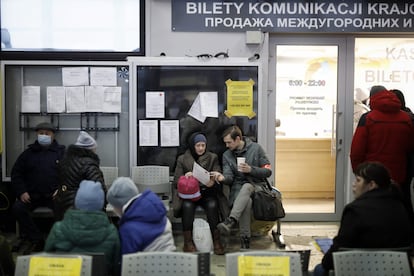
[237,157,246,171]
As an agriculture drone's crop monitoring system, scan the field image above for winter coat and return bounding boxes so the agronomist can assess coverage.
[11,140,65,198]
[353,99,370,132]
[351,90,414,185]
[172,149,229,219]
[222,137,272,204]
[44,209,121,275]
[55,145,105,219]
[119,190,176,254]
[321,187,414,271]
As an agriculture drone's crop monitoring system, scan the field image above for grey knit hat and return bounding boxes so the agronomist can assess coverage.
[75,131,97,149]
[106,177,139,209]
[75,180,104,211]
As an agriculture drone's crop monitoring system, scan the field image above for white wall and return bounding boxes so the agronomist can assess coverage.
[146,0,268,60]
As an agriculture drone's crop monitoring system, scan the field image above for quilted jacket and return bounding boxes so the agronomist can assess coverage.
[55,145,105,219]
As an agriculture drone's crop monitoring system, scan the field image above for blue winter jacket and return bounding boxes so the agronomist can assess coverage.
[119,190,170,254]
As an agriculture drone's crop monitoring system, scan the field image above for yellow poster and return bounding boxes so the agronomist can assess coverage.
[225,79,256,119]
[29,256,82,276]
[237,256,290,276]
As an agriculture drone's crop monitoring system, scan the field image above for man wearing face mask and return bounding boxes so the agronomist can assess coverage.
[11,122,65,253]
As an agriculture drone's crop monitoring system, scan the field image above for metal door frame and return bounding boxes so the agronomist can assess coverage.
[267,35,355,221]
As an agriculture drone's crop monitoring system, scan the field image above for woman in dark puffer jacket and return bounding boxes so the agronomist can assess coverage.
[54,131,106,220]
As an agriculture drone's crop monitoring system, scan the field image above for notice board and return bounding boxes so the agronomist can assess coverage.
[135,63,260,174]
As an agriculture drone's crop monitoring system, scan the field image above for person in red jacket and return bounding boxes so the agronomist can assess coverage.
[350,85,414,187]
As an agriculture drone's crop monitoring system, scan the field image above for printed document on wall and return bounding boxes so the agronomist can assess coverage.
[188,94,206,123]
[47,86,66,113]
[146,91,165,118]
[103,87,122,113]
[90,67,117,86]
[62,67,89,86]
[139,120,158,146]
[200,91,218,117]
[21,86,40,113]
[160,120,179,147]
[66,86,85,113]
[85,86,104,112]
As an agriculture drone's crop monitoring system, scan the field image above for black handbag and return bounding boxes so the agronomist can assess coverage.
[251,179,285,221]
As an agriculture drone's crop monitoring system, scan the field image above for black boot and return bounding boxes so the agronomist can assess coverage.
[240,236,250,250]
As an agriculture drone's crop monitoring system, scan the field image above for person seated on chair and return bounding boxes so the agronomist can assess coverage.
[106,177,176,254]
[55,131,106,220]
[313,161,414,276]
[173,132,227,255]
[44,180,121,276]
[11,122,65,253]
[214,125,272,250]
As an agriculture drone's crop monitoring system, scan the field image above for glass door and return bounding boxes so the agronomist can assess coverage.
[268,36,348,221]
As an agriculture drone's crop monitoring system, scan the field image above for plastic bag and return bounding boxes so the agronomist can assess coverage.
[192,218,213,252]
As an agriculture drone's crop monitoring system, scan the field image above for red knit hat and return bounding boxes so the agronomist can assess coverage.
[177,176,201,201]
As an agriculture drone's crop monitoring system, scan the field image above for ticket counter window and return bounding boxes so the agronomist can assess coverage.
[275,45,337,213]
[355,37,414,110]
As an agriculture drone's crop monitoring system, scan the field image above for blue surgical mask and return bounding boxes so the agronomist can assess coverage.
[37,134,52,145]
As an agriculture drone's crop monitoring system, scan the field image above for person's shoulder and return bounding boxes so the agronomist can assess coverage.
[206,151,218,158]
[222,149,232,157]
[51,141,66,150]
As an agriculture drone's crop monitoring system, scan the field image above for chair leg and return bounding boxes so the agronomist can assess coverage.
[15,221,20,238]
[272,220,286,249]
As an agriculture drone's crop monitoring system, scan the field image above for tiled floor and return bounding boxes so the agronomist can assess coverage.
[6,221,339,275]
[6,198,340,275]
[173,221,339,276]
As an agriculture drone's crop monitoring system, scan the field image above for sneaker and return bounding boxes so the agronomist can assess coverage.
[271,230,286,249]
[217,217,236,236]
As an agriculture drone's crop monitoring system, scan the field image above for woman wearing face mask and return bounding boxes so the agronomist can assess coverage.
[11,122,65,252]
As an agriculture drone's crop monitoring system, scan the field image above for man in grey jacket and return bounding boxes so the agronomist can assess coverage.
[215,125,272,249]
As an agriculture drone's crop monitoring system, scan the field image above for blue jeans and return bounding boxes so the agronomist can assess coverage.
[313,263,329,276]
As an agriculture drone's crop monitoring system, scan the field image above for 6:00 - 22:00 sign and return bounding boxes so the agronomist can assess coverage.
[289,80,326,86]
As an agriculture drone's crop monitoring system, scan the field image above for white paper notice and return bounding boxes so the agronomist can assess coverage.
[200,91,218,117]
[21,86,40,113]
[139,120,158,146]
[192,162,211,185]
[146,91,165,118]
[85,86,104,112]
[90,67,117,86]
[160,120,179,147]
[188,94,206,123]
[103,87,122,113]
[62,67,89,86]
[47,86,66,113]
[65,86,85,113]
